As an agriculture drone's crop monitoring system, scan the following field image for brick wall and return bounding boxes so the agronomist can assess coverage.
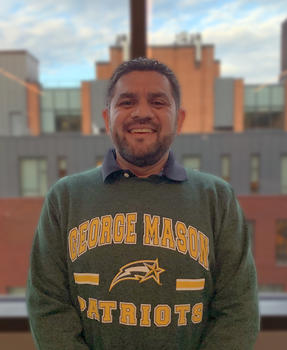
[1,196,286,293]
[239,196,287,291]
[0,198,43,294]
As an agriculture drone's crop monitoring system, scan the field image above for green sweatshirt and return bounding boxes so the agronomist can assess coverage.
[27,158,259,349]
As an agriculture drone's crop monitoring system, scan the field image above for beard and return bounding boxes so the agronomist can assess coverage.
[112,129,176,167]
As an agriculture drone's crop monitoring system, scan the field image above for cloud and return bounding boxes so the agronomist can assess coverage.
[201,5,285,82]
[149,0,286,83]
[0,0,285,85]
[0,0,129,83]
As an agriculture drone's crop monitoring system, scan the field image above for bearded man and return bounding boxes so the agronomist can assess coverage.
[27,57,259,349]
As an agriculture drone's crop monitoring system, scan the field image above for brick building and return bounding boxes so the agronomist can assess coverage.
[1,33,287,137]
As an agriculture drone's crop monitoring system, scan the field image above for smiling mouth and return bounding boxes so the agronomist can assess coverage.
[129,128,156,134]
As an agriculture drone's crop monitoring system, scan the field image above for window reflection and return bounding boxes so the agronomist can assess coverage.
[250,155,260,194]
[276,219,287,265]
[281,155,287,194]
[221,155,231,182]
[20,158,48,197]
[183,156,201,171]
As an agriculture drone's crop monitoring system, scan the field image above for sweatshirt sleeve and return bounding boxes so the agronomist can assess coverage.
[199,186,260,349]
[26,190,89,350]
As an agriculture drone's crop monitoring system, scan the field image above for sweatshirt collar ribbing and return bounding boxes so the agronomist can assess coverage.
[101,148,187,182]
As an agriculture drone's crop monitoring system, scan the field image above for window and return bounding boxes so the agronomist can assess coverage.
[244,85,284,129]
[258,284,285,292]
[276,219,287,264]
[96,158,104,167]
[246,220,255,253]
[221,155,230,182]
[183,156,201,170]
[41,88,82,133]
[54,90,68,109]
[20,158,48,197]
[6,286,26,296]
[245,110,284,129]
[55,113,81,132]
[250,155,260,193]
[58,157,67,178]
[281,155,287,194]
[9,112,27,136]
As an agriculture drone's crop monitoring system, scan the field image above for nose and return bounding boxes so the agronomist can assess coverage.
[130,99,153,119]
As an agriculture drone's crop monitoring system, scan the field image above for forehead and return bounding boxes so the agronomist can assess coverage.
[112,71,173,98]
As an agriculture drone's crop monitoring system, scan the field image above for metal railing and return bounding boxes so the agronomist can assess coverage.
[0,293,287,332]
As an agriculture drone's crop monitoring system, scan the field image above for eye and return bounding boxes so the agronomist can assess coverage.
[152,100,166,107]
[118,100,134,107]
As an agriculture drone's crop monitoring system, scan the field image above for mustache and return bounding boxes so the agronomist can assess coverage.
[123,117,160,131]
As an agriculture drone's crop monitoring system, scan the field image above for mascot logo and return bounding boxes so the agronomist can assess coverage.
[109,258,165,291]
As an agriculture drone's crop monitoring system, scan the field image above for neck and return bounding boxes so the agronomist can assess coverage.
[115,150,169,178]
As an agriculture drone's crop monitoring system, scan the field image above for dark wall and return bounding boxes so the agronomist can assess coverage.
[0,130,286,197]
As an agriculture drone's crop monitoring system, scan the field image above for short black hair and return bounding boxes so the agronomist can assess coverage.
[105,57,181,110]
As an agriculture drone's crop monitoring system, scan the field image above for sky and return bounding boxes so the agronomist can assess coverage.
[0,0,286,86]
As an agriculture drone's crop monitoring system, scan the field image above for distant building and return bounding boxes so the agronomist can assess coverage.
[1,28,287,137]
[0,20,287,294]
[280,18,287,83]
[0,50,40,136]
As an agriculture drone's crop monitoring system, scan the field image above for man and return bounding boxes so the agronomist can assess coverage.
[27,57,259,349]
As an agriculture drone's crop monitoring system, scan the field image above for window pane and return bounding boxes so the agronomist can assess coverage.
[250,155,260,193]
[55,114,81,132]
[270,85,284,109]
[58,157,67,178]
[276,220,287,264]
[245,111,284,129]
[183,156,200,170]
[39,160,48,195]
[41,110,55,133]
[68,89,81,109]
[258,284,285,292]
[281,155,287,194]
[246,220,255,253]
[6,286,26,296]
[96,157,104,167]
[256,86,270,108]
[20,158,47,196]
[54,90,68,109]
[244,86,256,108]
[41,90,54,109]
[221,155,230,182]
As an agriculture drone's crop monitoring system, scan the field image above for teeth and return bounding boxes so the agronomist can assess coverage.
[130,129,154,133]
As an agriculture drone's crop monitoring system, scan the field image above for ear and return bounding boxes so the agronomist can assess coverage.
[176,108,185,134]
[102,108,110,134]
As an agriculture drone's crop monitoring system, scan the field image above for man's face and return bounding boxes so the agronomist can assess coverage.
[103,71,185,167]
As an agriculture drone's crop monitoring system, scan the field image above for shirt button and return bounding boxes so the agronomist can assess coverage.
[123,172,130,178]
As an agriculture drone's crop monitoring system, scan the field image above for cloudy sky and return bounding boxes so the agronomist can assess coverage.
[0,0,286,86]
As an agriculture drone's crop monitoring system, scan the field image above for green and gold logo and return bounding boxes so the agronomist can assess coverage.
[109,258,165,291]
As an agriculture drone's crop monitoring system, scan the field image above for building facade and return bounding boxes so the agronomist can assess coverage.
[0,20,287,294]
[1,27,287,138]
[0,131,287,197]
[0,51,40,136]
[280,18,287,83]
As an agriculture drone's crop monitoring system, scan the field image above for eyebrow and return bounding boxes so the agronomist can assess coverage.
[117,92,169,100]
[148,92,169,100]
[117,92,137,100]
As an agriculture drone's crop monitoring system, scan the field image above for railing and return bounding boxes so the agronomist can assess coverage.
[0,293,287,331]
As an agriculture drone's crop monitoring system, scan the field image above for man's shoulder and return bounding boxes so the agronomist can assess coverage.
[185,168,228,185]
[48,166,103,197]
[184,168,233,195]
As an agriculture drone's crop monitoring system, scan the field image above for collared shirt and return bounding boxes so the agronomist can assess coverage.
[101,149,187,182]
